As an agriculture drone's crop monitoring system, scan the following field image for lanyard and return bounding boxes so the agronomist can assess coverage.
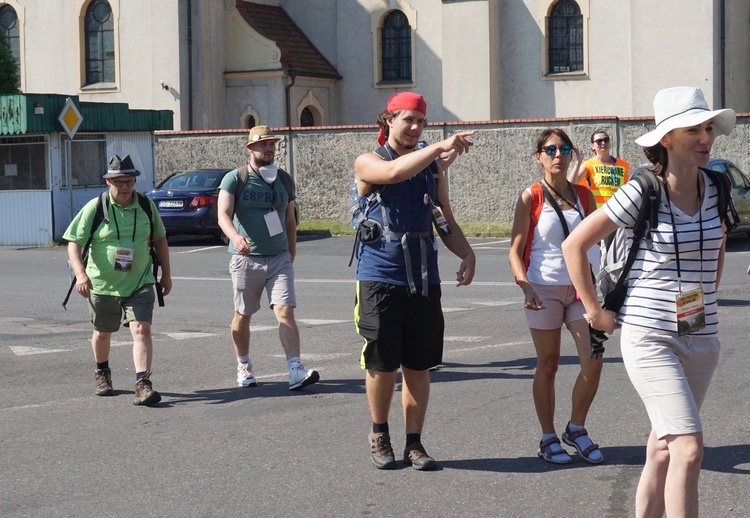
[542,178,582,218]
[662,174,703,290]
[110,201,138,243]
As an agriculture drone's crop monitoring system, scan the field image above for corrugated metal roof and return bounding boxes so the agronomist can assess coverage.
[235,2,341,80]
[0,94,173,136]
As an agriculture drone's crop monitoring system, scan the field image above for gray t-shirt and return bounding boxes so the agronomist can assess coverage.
[219,168,295,256]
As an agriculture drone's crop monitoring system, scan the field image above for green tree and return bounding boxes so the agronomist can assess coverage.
[0,36,20,94]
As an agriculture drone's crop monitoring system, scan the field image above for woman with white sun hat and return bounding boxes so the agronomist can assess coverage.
[562,86,735,517]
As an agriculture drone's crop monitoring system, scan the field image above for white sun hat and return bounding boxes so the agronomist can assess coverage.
[634,86,736,147]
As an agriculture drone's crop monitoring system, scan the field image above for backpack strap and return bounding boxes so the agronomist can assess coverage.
[233,165,298,224]
[574,184,592,217]
[62,192,108,309]
[523,183,544,270]
[700,167,740,233]
[134,191,163,307]
[602,171,660,311]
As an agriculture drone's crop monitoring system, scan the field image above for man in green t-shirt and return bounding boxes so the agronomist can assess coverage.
[64,155,172,406]
[217,126,319,391]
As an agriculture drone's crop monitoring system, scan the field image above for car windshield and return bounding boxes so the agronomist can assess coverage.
[160,171,222,189]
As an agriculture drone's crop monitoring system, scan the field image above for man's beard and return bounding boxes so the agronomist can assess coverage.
[392,136,416,151]
[254,155,275,167]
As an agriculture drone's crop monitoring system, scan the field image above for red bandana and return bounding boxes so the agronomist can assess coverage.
[378,92,427,145]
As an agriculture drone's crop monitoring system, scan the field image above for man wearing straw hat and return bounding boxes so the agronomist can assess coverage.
[217,125,319,392]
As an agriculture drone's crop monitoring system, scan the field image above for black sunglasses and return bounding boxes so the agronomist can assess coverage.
[593,137,611,145]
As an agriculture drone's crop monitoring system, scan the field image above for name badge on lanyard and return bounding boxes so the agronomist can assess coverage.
[675,286,705,336]
[115,246,134,272]
[264,209,283,237]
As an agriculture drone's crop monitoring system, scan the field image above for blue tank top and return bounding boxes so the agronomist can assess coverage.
[355,162,441,286]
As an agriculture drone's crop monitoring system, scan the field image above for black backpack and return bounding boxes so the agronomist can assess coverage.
[597,167,739,313]
[62,191,162,309]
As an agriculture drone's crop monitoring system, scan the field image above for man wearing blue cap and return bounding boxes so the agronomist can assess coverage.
[64,155,172,406]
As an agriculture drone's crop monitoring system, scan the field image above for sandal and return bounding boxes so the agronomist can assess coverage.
[562,425,603,464]
[537,437,573,464]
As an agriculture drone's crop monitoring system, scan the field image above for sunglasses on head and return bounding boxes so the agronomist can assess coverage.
[594,137,611,145]
[542,145,573,157]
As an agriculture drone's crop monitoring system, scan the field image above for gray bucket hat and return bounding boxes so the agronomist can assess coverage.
[103,155,141,178]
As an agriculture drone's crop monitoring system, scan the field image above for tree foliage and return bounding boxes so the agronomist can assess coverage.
[0,36,20,94]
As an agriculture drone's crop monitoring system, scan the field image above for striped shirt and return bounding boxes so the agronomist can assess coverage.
[602,170,724,335]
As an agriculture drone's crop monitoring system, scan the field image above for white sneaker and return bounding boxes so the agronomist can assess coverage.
[288,361,319,391]
[237,362,258,388]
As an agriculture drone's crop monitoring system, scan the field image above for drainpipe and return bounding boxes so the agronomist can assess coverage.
[284,70,298,177]
[187,0,194,129]
[284,69,298,128]
[720,0,726,107]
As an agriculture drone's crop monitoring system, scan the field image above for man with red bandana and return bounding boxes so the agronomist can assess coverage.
[353,92,476,470]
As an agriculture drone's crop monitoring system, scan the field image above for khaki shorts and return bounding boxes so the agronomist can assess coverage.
[88,284,155,332]
[230,252,296,316]
[620,324,720,439]
[524,282,586,330]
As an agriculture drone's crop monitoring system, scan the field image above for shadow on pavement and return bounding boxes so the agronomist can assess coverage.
[438,444,750,474]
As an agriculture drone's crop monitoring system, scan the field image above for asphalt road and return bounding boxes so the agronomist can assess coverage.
[1,235,749,517]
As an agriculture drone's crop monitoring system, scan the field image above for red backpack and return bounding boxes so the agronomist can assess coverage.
[523,183,592,270]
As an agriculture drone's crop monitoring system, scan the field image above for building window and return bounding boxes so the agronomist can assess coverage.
[548,0,583,73]
[63,134,107,187]
[300,107,314,127]
[242,115,256,130]
[84,0,115,86]
[0,5,19,63]
[381,10,411,83]
[0,136,47,191]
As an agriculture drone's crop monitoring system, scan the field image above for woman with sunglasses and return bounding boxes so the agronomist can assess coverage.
[563,87,735,517]
[509,128,604,465]
[570,129,629,208]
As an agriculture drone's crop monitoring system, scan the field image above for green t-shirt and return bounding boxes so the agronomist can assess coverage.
[63,192,166,297]
[219,168,295,255]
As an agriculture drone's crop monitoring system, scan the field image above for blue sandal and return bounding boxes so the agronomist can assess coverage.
[537,437,573,464]
[562,426,603,464]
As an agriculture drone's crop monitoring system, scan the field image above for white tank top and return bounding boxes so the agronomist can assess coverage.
[526,197,599,285]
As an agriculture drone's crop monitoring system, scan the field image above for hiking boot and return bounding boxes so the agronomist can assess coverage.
[403,442,438,471]
[237,362,258,388]
[94,368,114,396]
[133,373,161,406]
[288,360,319,391]
[369,432,397,470]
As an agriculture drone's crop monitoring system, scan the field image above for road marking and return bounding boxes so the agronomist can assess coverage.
[165,332,218,340]
[297,319,349,326]
[272,353,351,361]
[171,276,513,287]
[445,339,532,354]
[474,300,519,306]
[10,346,70,355]
[444,336,490,343]
[177,246,223,254]
[442,307,473,313]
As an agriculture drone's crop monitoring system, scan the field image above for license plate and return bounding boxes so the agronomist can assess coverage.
[159,200,183,208]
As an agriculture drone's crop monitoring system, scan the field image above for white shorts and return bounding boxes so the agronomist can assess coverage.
[620,324,720,439]
[229,251,296,315]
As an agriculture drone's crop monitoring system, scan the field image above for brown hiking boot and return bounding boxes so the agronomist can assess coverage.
[94,368,114,396]
[403,442,438,471]
[369,432,397,470]
[133,372,161,406]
